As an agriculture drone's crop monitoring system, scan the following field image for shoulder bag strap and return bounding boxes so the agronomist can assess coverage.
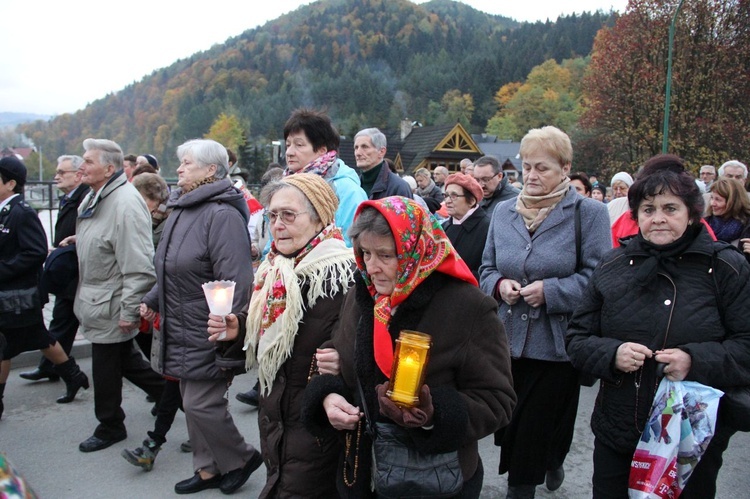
[354,318,375,437]
[575,198,583,273]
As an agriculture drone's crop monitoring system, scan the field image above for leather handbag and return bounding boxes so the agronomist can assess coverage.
[355,373,463,498]
[372,422,463,498]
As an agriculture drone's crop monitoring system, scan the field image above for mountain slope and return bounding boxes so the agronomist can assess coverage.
[19,0,614,176]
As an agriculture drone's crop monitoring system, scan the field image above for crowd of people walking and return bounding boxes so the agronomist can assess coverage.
[2,112,749,498]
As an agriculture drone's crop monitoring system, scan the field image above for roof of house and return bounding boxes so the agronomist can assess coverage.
[471,135,521,171]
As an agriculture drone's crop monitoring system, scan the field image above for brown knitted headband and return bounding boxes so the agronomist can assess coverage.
[283,173,339,226]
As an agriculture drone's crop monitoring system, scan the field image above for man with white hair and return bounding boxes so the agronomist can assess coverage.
[71,138,164,453]
[718,160,747,181]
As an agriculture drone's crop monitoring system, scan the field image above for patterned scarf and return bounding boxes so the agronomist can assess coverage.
[354,197,477,377]
[179,175,217,195]
[515,177,571,233]
[244,224,355,395]
[285,150,339,178]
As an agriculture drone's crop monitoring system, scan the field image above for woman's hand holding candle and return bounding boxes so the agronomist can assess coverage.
[207,313,238,342]
[377,382,434,428]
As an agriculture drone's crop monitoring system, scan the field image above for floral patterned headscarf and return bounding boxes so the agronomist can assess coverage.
[353,196,477,376]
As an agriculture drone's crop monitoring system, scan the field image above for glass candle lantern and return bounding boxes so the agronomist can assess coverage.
[387,330,432,408]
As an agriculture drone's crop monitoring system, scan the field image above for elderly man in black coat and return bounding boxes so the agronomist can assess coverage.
[20,155,90,383]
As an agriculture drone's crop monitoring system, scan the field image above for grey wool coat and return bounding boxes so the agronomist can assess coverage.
[479,188,611,362]
[142,179,252,380]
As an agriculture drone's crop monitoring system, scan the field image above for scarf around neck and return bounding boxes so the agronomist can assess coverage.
[244,224,355,395]
[415,178,437,198]
[285,150,339,179]
[630,223,703,287]
[179,175,217,196]
[707,215,744,243]
[354,197,477,377]
[516,177,571,233]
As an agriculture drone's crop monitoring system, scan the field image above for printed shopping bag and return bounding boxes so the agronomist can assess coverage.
[628,379,722,499]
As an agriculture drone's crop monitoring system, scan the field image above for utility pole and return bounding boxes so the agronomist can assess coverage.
[662,0,685,154]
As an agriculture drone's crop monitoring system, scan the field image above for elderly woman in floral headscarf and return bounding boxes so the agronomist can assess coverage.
[208,173,356,498]
[302,196,516,498]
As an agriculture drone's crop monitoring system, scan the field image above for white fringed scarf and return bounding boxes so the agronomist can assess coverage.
[243,226,355,396]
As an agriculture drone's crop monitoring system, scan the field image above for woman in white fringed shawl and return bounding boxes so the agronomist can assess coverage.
[208,173,355,498]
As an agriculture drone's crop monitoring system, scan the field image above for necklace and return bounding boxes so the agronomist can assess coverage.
[343,419,362,487]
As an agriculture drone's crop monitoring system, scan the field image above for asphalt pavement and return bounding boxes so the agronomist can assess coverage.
[2,350,749,498]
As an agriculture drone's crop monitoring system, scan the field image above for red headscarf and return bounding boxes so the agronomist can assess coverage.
[353,196,477,376]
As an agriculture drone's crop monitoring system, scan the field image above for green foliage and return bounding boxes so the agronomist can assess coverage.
[205,113,247,153]
[16,0,614,168]
[426,89,474,127]
[486,58,586,140]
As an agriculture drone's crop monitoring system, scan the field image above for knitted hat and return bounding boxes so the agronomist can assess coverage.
[610,171,634,187]
[283,173,338,226]
[0,156,27,185]
[445,173,483,204]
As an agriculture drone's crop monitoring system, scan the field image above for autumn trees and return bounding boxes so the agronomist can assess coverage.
[13,1,613,182]
[486,59,586,141]
[577,0,750,178]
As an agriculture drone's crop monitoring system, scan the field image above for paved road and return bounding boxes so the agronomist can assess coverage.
[2,354,749,498]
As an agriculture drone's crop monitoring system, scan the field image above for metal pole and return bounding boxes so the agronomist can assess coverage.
[39,145,43,181]
[662,0,685,154]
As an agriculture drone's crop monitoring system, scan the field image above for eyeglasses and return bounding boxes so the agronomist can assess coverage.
[475,174,498,185]
[55,169,78,176]
[445,192,466,200]
[264,209,308,225]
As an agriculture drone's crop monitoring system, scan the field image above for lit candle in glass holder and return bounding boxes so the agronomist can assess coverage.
[202,280,236,340]
[387,330,432,408]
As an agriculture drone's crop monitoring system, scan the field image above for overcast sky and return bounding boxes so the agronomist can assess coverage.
[0,0,627,116]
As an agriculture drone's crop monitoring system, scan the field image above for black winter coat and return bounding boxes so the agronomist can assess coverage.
[566,227,750,452]
[442,207,490,281]
[479,176,520,216]
[0,195,47,327]
[53,184,90,247]
[369,162,413,200]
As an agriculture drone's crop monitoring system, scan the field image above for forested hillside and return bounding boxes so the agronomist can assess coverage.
[18,0,614,178]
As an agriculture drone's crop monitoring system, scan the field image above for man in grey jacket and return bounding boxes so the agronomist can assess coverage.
[69,138,164,453]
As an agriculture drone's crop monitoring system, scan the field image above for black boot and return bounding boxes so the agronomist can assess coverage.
[0,383,5,420]
[55,357,90,404]
[19,366,60,382]
[235,378,260,407]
